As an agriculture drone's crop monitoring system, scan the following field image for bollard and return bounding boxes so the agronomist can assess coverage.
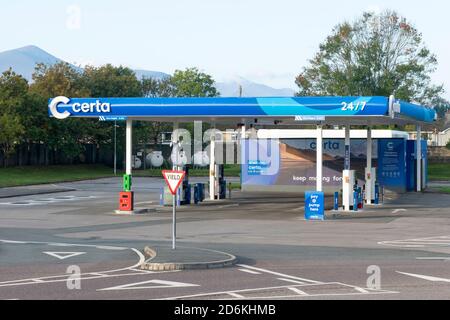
[159,187,164,206]
[353,191,358,212]
[357,187,363,209]
[228,182,232,199]
[200,183,205,201]
[334,192,339,211]
[374,184,380,205]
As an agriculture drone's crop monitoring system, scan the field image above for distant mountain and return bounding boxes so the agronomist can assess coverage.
[0,45,81,81]
[134,69,170,80]
[0,45,295,96]
[216,77,295,97]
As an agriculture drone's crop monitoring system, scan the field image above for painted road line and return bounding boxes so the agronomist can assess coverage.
[277,278,305,285]
[397,271,450,283]
[0,239,147,288]
[238,268,261,275]
[416,257,450,261]
[98,279,199,291]
[163,282,397,300]
[392,209,407,214]
[227,292,245,298]
[237,264,322,284]
[43,251,86,260]
[287,287,308,296]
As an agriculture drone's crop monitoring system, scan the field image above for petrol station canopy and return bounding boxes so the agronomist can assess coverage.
[48,96,437,126]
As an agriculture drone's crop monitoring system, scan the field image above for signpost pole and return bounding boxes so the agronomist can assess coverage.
[114,120,117,176]
[172,191,176,250]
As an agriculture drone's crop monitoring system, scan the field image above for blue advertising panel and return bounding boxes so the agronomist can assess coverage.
[305,191,325,220]
[406,140,428,191]
[49,96,389,119]
[241,138,375,193]
[377,139,406,192]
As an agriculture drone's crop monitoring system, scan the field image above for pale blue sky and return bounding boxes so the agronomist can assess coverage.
[1,0,449,97]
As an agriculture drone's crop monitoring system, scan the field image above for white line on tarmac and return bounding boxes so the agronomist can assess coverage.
[277,278,305,285]
[227,292,245,298]
[287,287,308,296]
[237,264,322,284]
[397,271,450,283]
[416,257,450,261]
[0,239,149,288]
[238,269,261,275]
[162,282,397,300]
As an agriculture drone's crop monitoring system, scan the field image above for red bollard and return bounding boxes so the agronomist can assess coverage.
[119,191,134,211]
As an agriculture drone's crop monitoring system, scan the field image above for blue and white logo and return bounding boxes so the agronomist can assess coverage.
[49,96,111,119]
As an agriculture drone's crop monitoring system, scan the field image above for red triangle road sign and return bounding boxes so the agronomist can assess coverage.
[162,170,185,195]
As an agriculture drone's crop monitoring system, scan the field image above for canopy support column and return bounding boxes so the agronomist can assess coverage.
[125,119,133,176]
[209,124,216,200]
[316,125,323,192]
[416,124,422,192]
[365,126,375,204]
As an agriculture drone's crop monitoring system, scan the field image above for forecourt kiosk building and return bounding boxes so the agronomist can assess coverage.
[48,95,436,213]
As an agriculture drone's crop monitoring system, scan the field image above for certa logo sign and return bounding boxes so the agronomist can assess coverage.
[49,96,111,119]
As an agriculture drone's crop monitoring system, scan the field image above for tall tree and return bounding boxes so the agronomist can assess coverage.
[295,10,443,105]
[30,62,90,163]
[0,70,27,166]
[170,67,219,98]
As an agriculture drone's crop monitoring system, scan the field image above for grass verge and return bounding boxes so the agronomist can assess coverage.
[428,163,450,181]
[0,164,241,188]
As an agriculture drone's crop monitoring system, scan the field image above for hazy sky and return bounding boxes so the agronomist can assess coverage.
[1,0,449,98]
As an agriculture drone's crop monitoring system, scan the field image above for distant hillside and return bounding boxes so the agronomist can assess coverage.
[0,45,82,81]
[0,45,295,96]
[216,77,295,97]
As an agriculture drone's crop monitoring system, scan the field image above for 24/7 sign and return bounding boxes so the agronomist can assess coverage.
[162,170,185,195]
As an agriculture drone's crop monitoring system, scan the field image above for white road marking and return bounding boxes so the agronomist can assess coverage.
[227,292,245,298]
[287,287,308,296]
[238,268,261,275]
[397,271,450,283]
[392,209,407,214]
[0,239,152,288]
[217,204,239,209]
[379,235,450,248]
[135,201,154,205]
[416,257,450,261]
[277,278,305,285]
[0,196,97,206]
[43,251,86,260]
[98,279,199,291]
[162,282,397,300]
[236,264,322,284]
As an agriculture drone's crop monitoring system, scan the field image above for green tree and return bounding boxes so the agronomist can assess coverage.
[295,10,443,105]
[0,69,28,166]
[83,64,142,97]
[30,62,90,163]
[0,114,24,167]
[170,67,219,98]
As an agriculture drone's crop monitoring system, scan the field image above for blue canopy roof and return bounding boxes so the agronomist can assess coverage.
[48,96,436,124]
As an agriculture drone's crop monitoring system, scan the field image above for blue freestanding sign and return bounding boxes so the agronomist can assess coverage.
[305,191,325,221]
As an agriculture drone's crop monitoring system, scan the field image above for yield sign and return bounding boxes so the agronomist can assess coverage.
[162,170,185,195]
[43,251,86,260]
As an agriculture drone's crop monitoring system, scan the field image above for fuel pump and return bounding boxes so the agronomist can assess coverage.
[216,164,226,200]
[365,167,377,204]
[181,165,191,205]
[342,170,356,211]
